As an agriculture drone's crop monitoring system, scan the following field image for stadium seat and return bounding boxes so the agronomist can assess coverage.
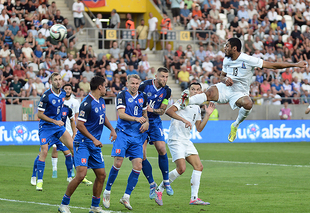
[283,15,292,22]
[41,19,49,25]
[282,34,289,42]
[277,15,283,21]
[28,63,39,72]
[301,25,307,33]
[216,23,221,30]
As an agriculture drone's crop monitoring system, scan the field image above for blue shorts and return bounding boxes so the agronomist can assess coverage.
[111,130,143,160]
[74,139,105,169]
[48,140,69,152]
[39,124,66,146]
[142,120,165,145]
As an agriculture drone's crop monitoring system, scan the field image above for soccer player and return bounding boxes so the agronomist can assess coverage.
[102,74,149,210]
[31,104,75,185]
[182,38,307,142]
[58,76,117,213]
[157,83,214,206]
[36,73,74,191]
[138,67,173,205]
[305,104,310,114]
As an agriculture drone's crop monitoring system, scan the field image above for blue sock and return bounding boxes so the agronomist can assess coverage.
[91,196,100,207]
[65,154,73,178]
[32,155,39,177]
[105,165,120,191]
[158,154,169,181]
[142,159,154,184]
[61,194,71,205]
[37,160,45,180]
[125,169,141,195]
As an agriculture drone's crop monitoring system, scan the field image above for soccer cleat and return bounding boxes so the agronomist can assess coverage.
[31,177,36,186]
[102,191,110,209]
[52,170,58,178]
[58,204,71,213]
[36,181,43,191]
[228,123,238,142]
[89,206,105,213]
[180,89,189,109]
[149,183,157,199]
[189,198,210,205]
[120,197,132,210]
[67,177,73,182]
[82,177,93,185]
[164,183,174,196]
[155,191,163,206]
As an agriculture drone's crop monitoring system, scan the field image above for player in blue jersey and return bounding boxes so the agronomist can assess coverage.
[102,74,149,210]
[36,73,74,191]
[31,104,75,185]
[59,76,117,213]
[138,67,173,205]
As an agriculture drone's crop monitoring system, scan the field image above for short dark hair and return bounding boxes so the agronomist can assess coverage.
[157,67,169,73]
[228,38,242,52]
[189,82,202,89]
[50,72,60,81]
[62,83,73,89]
[90,76,105,91]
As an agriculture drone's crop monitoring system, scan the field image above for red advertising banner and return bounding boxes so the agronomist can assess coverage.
[83,0,106,8]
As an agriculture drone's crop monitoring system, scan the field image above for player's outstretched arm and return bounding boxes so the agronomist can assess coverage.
[104,115,117,142]
[37,110,64,127]
[76,120,102,147]
[262,60,307,69]
[195,102,215,132]
[166,104,192,129]
[147,103,168,115]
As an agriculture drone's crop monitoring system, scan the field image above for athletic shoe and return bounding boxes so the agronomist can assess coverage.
[82,177,92,185]
[155,191,163,206]
[67,177,73,182]
[228,123,238,142]
[36,181,43,191]
[58,204,71,213]
[71,169,75,178]
[180,89,189,109]
[89,206,105,213]
[119,197,132,210]
[189,198,210,205]
[52,170,58,178]
[164,183,174,196]
[145,48,150,51]
[102,191,110,209]
[31,177,36,186]
[149,183,157,199]
[152,47,156,51]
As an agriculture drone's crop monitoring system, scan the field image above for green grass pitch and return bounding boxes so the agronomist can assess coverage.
[1,142,310,213]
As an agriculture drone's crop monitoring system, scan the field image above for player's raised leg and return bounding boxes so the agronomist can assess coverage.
[52,145,58,178]
[142,140,157,199]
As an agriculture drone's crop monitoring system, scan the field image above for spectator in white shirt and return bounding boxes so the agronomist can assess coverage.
[60,65,73,83]
[64,54,76,69]
[267,8,278,22]
[202,57,213,75]
[146,12,158,51]
[138,55,150,73]
[38,23,50,38]
[296,0,306,12]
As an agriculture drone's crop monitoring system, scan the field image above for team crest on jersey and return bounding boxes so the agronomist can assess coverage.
[102,104,105,109]
[52,99,56,105]
[159,94,163,98]
[241,62,246,69]
[118,98,122,104]
[116,149,121,154]
[81,158,87,165]
[62,98,65,102]
[128,98,134,103]
[95,107,99,113]
[41,138,46,143]
[138,98,143,104]
[62,112,67,116]
[147,92,152,97]
[79,110,85,117]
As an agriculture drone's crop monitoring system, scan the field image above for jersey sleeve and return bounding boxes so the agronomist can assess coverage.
[77,100,92,122]
[37,93,49,111]
[116,91,126,109]
[138,81,146,93]
[143,93,148,110]
[222,58,228,73]
[163,88,171,105]
[247,55,263,68]
[173,99,182,110]
[68,107,74,120]
[73,99,80,115]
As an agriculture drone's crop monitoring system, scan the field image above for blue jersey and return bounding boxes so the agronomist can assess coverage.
[116,90,148,137]
[75,93,106,141]
[61,105,74,128]
[138,79,171,121]
[38,88,66,127]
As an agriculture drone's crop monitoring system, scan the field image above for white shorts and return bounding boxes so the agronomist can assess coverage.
[167,139,198,162]
[147,31,155,40]
[215,83,249,110]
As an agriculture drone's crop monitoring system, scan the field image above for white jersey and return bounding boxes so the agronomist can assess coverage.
[223,53,263,93]
[168,99,201,141]
[64,96,80,136]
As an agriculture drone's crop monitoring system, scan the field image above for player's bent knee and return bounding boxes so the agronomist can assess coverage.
[194,163,203,171]
[243,100,253,110]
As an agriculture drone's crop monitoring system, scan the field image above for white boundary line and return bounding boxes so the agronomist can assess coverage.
[103,156,310,168]
[0,198,120,213]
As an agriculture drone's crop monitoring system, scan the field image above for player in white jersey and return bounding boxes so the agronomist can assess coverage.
[182,38,307,142]
[156,83,215,205]
[51,84,93,185]
[305,105,310,114]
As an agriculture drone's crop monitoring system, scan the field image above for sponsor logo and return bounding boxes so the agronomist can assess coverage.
[138,98,143,104]
[13,125,28,143]
[62,112,67,116]
[116,149,121,154]
[81,158,87,164]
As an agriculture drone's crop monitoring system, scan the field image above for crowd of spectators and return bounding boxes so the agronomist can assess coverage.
[158,0,310,105]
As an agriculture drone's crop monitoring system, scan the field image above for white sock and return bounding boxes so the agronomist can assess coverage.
[157,169,180,193]
[191,170,202,200]
[52,157,58,171]
[189,93,207,105]
[104,189,110,194]
[123,193,130,199]
[234,107,252,127]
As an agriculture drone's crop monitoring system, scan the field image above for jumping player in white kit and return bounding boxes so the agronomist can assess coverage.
[182,38,307,142]
[156,82,215,205]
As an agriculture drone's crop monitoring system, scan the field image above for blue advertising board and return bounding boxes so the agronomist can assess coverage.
[0,120,309,146]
